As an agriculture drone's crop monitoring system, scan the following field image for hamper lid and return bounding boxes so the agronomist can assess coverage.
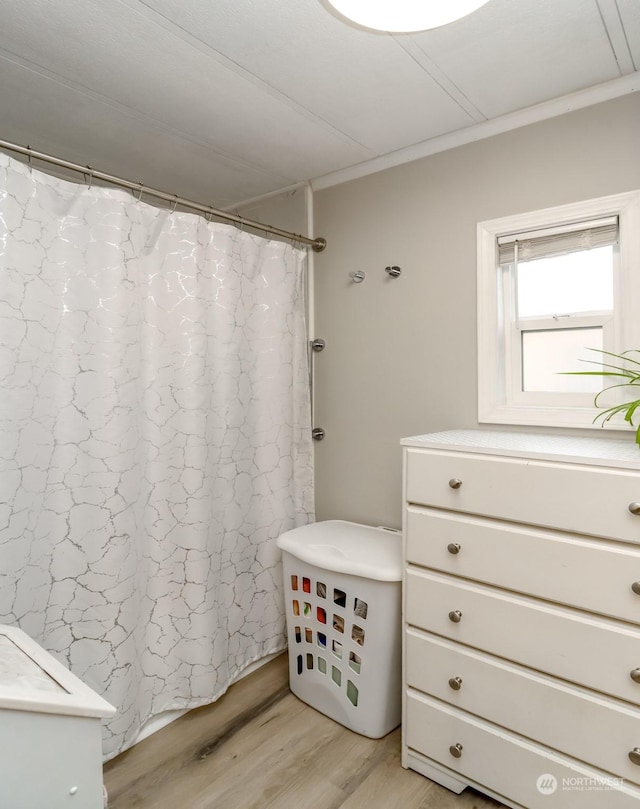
[276,520,402,581]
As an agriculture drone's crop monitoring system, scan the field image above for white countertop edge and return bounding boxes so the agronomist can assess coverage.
[0,692,116,719]
[401,430,640,470]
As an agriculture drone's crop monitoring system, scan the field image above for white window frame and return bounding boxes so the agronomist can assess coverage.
[477,190,640,430]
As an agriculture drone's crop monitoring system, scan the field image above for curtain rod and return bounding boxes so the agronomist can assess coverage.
[0,139,327,252]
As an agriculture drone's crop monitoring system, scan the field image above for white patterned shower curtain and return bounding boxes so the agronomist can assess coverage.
[0,152,314,758]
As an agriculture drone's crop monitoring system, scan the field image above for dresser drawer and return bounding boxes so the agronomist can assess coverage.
[405,448,640,543]
[406,629,640,785]
[406,507,640,623]
[406,691,640,809]
[406,568,640,703]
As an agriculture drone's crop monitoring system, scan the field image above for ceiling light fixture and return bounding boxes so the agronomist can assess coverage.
[325,0,491,32]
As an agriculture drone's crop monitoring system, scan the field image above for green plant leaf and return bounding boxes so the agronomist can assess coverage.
[564,348,640,442]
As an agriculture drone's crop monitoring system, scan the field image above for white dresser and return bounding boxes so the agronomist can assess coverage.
[401,430,640,808]
[0,625,115,809]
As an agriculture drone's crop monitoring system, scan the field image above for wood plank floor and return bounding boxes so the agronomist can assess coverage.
[103,653,504,809]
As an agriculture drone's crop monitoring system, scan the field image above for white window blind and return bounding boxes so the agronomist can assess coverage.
[497,216,618,264]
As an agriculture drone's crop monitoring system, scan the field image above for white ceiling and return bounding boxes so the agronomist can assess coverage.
[0,0,638,209]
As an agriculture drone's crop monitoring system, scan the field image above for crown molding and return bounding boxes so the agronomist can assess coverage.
[311,72,640,191]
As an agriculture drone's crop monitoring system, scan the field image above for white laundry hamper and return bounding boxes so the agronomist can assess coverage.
[277,520,402,738]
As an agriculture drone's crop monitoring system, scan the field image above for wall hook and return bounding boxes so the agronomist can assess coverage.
[385,265,402,278]
[350,271,366,283]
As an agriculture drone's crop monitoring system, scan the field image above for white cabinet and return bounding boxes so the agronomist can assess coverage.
[401,430,640,808]
[0,625,115,809]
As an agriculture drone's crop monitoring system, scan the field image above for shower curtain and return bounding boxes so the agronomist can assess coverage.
[0,152,314,758]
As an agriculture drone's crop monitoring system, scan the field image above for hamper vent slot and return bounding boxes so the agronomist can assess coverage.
[354,598,368,619]
[349,651,361,674]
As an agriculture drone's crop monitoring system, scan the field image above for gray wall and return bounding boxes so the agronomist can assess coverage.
[312,93,640,530]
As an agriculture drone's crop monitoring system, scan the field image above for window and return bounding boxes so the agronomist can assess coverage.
[500,219,616,400]
[478,191,640,430]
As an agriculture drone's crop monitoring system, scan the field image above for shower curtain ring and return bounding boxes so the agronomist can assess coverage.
[85,166,93,190]
[26,145,33,173]
[170,194,178,213]
[136,182,144,201]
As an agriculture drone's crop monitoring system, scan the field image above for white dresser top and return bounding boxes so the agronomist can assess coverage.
[401,430,640,470]
[0,635,66,695]
[0,625,115,718]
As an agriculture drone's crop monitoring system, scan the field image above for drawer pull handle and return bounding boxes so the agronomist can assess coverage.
[632,582,640,596]
[629,502,640,516]
[449,743,463,758]
[629,748,640,766]
[448,676,463,691]
[448,610,462,623]
[630,669,640,683]
[449,478,462,489]
[447,543,461,555]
